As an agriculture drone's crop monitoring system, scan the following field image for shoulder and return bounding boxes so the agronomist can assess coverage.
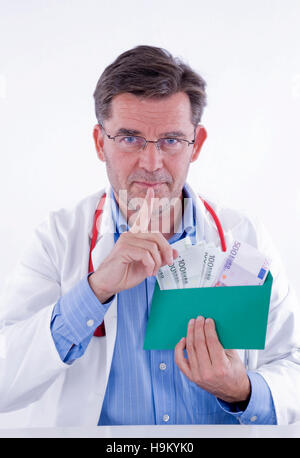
[186,183,283,280]
[37,188,105,239]
[205,196,261,245]
[187,183,262,244]
[23,188,106,268]
[199,194,284,281]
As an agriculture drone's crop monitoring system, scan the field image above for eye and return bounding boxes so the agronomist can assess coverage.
[122,136,138,144]
[165,138,178,145]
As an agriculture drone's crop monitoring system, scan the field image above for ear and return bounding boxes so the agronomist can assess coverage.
[93,124,106,162]
[190,125,207,162]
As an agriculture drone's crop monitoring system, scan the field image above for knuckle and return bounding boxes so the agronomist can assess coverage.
[185,340,194,352]
[154,232,169,247]
[195,375,203,386]
[201,370,213,385]
[118,232,129,245]
[205,327,217,344]
[149,241,159,253]
[194,329,205,344]
[215,367,226,379]
[215,364,227,380]
[145,250,154,263]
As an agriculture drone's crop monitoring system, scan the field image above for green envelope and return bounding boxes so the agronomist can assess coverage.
[144,272,273,350]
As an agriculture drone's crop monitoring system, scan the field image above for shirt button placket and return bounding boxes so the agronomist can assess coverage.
[151,351,174,425]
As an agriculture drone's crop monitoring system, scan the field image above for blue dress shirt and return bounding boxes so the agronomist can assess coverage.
[51,185,277,425]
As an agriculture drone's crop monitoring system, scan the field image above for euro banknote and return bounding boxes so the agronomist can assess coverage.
[156,236,270,290]
[214,239,270,287]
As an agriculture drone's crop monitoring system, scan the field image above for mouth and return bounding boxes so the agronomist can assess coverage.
[132,181,166,188]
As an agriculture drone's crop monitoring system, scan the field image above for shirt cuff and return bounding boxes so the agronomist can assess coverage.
[216,371,277,424]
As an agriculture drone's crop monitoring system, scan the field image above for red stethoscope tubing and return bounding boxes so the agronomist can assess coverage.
[201,199,227,253]
[90,193,227,337]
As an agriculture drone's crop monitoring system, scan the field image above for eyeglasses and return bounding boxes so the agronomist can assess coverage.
[100,124,196,155]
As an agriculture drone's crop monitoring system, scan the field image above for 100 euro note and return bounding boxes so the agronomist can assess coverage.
[156,237,192,289]
[156,237,227,290]
[156,236,270,290]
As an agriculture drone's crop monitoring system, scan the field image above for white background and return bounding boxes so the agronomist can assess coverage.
[1,0,299,295]
[0,0,299,427]
[0,0,299,287]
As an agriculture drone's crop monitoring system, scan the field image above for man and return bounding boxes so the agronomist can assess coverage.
[0,45,300,427]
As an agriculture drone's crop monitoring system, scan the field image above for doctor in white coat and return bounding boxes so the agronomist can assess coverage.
[1,45,300,427]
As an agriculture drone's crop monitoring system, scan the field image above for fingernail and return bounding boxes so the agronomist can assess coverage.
[197,316,204,322]
[189,318,195,326]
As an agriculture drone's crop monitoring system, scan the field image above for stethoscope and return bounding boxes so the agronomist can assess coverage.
[89,192,227,337]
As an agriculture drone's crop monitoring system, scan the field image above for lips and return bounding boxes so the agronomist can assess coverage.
[133,181,164,187]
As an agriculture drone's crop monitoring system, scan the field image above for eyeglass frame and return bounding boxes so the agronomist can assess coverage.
[99,123,197,153]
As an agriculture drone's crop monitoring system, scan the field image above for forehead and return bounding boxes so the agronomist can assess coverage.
[108,92,193,132]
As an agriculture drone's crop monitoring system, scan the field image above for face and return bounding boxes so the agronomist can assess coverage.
[93,91,207,212]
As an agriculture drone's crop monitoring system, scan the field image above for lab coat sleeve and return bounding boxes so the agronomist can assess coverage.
[238,214,300,425]
[0,215,70,412]
[51,273,114,364]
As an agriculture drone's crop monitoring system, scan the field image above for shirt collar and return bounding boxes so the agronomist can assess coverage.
[110,184,196,244]
[110,189,129,234]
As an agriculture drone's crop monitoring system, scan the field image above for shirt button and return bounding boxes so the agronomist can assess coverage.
[250,416,257,422]
[86,319,94,327]
[163,414,169,422]
[159,363,167,371]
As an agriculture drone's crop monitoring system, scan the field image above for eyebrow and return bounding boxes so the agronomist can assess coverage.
[114,128,188,138]
[115,128,141,136]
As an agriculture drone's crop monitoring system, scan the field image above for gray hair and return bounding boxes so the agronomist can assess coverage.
[93,45,207,126]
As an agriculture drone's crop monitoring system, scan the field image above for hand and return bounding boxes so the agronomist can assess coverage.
[89,187,178,303]
[174,316,251,404]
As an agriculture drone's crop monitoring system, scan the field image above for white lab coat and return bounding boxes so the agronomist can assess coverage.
[0,182,300,427]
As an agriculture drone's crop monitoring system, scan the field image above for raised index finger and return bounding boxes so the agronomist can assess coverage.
[130,187,155,233]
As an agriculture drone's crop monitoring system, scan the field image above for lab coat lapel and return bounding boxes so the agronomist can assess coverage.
[90,184,118,381]
[186,182,233,250]
[184,182,219,245]
[90,183,115,269]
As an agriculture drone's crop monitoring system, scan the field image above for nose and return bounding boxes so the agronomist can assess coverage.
[138,141,163,172]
